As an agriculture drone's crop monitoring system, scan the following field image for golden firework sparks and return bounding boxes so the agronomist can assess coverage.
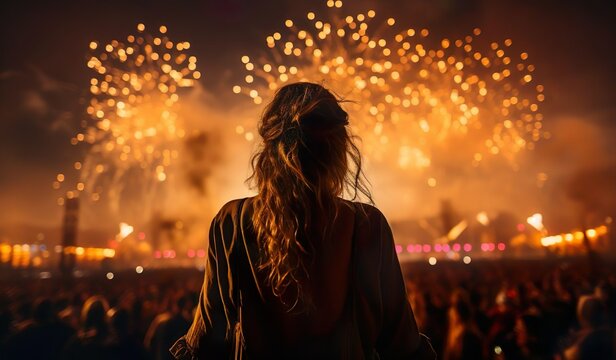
[234,1,546,171]
[56,24,199,212]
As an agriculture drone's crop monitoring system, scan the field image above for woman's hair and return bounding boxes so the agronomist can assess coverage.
[248,82,371,310]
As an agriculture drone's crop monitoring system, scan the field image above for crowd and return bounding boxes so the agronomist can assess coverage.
[0,258,614,359]
[405,258,615,359]
[0,269,201,360]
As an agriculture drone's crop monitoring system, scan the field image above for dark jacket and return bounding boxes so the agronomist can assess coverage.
[171,198,435,359]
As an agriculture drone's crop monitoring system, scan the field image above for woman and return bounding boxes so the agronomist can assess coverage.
[171,82,435,359]
[62,296,112,359]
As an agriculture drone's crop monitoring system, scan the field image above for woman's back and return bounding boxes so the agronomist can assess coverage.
[171,197,435,359]
[240,197,355,356]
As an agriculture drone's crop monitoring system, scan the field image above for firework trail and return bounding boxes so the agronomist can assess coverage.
[234,1,546,173]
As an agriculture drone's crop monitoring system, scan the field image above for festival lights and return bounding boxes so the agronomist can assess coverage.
[540,225,608,247]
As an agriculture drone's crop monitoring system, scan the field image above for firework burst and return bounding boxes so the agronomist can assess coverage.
[55,24,199,217]
[234,1,546,172]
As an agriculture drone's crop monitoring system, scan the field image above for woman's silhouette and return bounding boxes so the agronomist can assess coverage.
[171,82,435,359]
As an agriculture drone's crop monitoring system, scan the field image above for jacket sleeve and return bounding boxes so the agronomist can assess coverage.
[375,212,436,359]
[170,209,238,359]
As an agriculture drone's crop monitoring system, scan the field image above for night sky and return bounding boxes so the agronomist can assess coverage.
[1,0,615,236]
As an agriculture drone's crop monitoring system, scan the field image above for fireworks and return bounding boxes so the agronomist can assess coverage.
[56,24,199,216]
[234,1,546,170]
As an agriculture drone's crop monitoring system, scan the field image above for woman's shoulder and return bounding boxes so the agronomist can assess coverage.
[340,198,388,222]
[340,199,393,248]
[213,196,256,221]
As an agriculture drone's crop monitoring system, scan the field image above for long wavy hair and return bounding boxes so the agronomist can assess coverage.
[248,82,372,310]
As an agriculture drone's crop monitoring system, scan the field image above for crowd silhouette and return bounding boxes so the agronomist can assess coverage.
[406,259,615,359]
[1,259,614,359]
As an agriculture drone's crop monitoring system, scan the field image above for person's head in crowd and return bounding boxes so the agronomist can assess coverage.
[495,289,513,311]
[108,307,131,338]
[81,295,110,332]
[54,296,70,315]
[16,299,33,323]
[577,295,606,329]
[594,281,613,305]
[515,314,544,350]
[174,294,195,318]
[449,289,474,327]
[32,298,54,324]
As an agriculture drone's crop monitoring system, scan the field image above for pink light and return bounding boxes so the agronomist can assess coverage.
[163,250,171,258]
[517,223,525,232]
[138,232,146,240]
[407,245,414,253]
[187,249,195,258]
[435,244,442,252]
[453,243,461,252]
[169,250,176,259]
[481,243,489,252]
[395,245,403,254]
[422,244,431,253]
[154,250,162,259]
[488,243,496,252]
[415,244,423,253]
[463,243,472,252]
[497,243,506,251]
[197,249,206,258]
[443,244,451,252]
